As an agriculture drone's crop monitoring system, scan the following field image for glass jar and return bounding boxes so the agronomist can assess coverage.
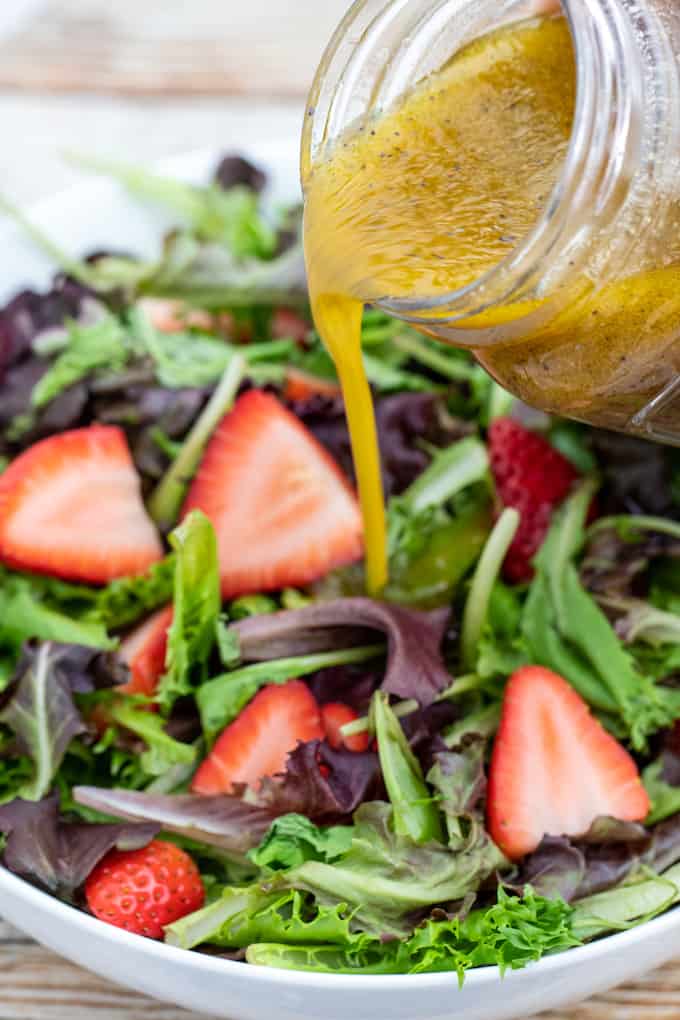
[301,0,680,442]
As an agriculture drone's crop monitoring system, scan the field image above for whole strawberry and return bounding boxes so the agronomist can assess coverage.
[488,417,579,581]
[85,840,204,939]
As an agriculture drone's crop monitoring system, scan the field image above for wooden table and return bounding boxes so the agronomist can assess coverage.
[0,1,679,1016]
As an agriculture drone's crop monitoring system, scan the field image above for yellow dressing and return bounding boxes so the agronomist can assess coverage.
[311,292,388,594]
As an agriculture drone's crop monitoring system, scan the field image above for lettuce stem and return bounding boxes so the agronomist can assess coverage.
[148,353,246,531]
[401,437,489,514]
[587,514,680,543]
[460,508,520,670]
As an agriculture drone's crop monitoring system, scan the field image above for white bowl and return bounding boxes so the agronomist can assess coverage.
[1,136,680,1019]
[3,864,680,1020]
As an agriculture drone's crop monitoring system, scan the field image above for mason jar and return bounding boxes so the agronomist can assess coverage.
[301,0,680,442]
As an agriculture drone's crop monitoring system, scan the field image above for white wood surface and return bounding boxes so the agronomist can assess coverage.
[0,0,352,97]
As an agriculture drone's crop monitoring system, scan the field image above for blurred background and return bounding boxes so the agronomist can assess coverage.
[0,0,351,203]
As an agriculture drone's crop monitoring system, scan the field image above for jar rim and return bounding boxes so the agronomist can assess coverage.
[302,0,645,338]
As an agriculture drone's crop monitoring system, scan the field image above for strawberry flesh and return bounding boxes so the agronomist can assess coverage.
[284,368,341,403]
[488,417,578,581]
[321,701,370,753]
[118,606,173,697]
[0,425,163,583]
[183,390,362,598]
[487,665,650,860]
[191,680,324,795]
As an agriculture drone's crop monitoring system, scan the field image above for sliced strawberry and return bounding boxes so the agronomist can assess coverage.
[487,666,650,860]
[488,418,579,581]
[272,307,311,346]
[284,368,341,403]
[191,680,324,795]
[183,390,362,598]
[0,425,163,583]
[138,297,215,334]
[118,606,173,697]
[321,702,370,753]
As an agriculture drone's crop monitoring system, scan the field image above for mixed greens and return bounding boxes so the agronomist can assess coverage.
[2,153,680,979]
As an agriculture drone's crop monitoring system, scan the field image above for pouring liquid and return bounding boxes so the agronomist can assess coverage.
[305,15,680,588]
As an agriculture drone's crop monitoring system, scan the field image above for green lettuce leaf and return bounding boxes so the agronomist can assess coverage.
[0,728,34,804]
[0,570,115,684]
[196,644,383,743]
[165,885,363,951]
[643,758,680,825]
[371,692,443,845]
[286,801,507,935]
[521,484,680,750]
[473,582,527,681]
[384,439,491,608]
[0,561,175,643]
[147,354,245,531]
[139,231,306,309]
[572,862,680,941]
[69,155,276,257]
[427,742,506,863]
[248,814,354,872]
[130,308,232,388]
[130,309,293,391]
[157,511,222,711]
[228,594,279,620]
[107,699,197,778]
[31,313,132,410]
[246,887,577,978]
[86,558,176,630]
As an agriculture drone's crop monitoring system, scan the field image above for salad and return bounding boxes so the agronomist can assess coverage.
[1,152,680,979]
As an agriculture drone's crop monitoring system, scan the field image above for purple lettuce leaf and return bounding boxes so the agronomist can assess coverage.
[257,740,383,823]
[0,277,92,373]
[214,155,267,194]
[0,792,157,896]
[508,814,680,903]
[73,786,276,853]
[589,430,678,516]
[426,740,504,871]
[291,392,470,498]
[581,526,680,602]
[0,642,124,801]
[305,665,379,714]
[374,393,473,497]
[233,598,452,706]
[93,380,211,493]
[401,702,458,773]
[0,642,126,799]
[506,836,587,902]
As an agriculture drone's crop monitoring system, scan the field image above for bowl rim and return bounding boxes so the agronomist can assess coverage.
[1,139,678,994]
[2,864,680,989]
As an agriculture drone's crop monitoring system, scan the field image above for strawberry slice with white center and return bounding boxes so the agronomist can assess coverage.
[487,666,650,860]
[0,425,163,583]
[192,680,324,795]
[118,605,173,697]
[182,390,363,598]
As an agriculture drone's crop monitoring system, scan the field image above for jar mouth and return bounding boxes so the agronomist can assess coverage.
[375,0,642,329]
[302,0,643,336]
